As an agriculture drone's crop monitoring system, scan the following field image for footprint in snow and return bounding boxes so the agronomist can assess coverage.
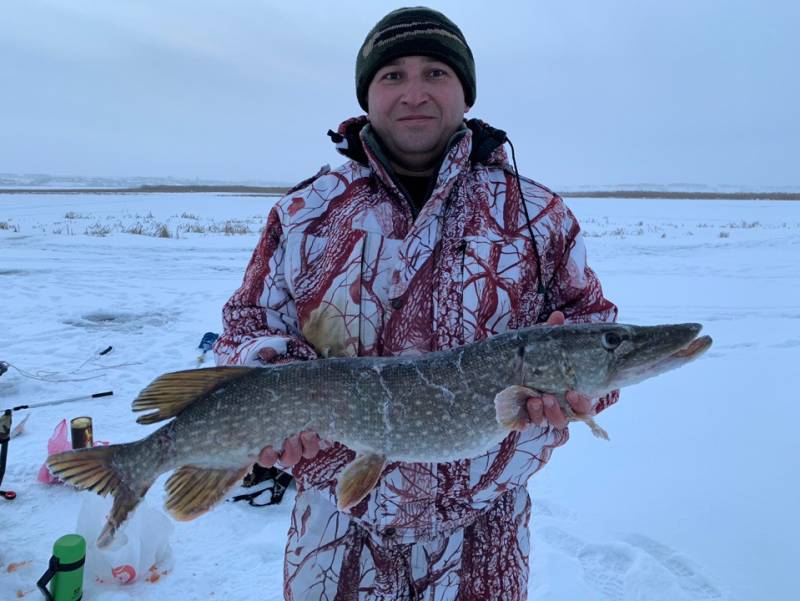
[539,526,632,600]
[539,526,723,600]
[539,525,584,556]
[578,543,635,601]
[623,534,722,599]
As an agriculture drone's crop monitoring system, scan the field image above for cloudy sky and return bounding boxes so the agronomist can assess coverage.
[1,0,797,187]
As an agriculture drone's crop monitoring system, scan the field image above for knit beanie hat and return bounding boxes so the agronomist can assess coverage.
[356,7,476,111]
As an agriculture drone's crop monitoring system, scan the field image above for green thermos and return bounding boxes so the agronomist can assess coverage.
[37,534,85,601]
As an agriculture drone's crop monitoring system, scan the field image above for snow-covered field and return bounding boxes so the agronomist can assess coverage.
[1,192,797,600]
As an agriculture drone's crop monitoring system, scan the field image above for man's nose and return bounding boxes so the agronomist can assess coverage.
[400,77,429,105]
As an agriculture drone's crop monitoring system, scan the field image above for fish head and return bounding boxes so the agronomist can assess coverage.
[518,323,712,397]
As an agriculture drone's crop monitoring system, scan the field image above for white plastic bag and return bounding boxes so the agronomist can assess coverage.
[75,494,174,586]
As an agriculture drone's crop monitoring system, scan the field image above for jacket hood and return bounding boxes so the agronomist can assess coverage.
[327,116,509,168]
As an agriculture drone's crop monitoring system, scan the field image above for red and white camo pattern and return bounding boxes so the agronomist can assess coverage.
[285,487,532,600]
[214,118,617,599]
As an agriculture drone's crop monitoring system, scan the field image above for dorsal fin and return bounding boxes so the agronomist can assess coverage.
[132,367,253,424]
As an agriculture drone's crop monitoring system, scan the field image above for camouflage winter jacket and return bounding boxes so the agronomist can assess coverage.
[214,116,618,541]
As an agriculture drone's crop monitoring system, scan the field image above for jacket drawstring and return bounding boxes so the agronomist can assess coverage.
[505,137,552,322]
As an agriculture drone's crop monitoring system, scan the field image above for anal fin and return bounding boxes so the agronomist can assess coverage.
[335,452,386,511]
[164,465,249,521]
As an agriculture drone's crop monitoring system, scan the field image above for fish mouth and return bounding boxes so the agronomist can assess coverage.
[606,324,713,391]
[639,323,710,361]
[670,335,713,360]
[643,333,713,374]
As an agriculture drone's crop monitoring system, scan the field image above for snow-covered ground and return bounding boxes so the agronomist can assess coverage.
[1,192,797,600]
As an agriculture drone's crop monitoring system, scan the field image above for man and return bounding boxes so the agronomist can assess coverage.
[214,7,617,599]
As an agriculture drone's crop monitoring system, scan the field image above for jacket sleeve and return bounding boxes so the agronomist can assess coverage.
[213,206,318,367]
[547,199,619,414]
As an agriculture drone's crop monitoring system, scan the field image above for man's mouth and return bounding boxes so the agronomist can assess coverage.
[397,115,435,122]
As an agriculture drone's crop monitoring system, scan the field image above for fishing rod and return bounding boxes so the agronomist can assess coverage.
[8,390,113,412]
[0,390,114,501]
[0,410,13,500]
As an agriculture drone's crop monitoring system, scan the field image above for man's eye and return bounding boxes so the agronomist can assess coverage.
[428,69,448,78]
[381,72,402,81]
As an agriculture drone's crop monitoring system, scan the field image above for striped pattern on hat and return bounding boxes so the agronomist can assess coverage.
[356,7,476,111]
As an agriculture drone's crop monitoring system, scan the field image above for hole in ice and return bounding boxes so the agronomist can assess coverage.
[84,312,132,323]
[63,310,173,330]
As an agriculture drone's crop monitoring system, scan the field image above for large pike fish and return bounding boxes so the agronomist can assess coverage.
[47,322,711,547]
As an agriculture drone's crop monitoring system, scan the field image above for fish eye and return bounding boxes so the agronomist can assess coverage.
[601,331,624,351]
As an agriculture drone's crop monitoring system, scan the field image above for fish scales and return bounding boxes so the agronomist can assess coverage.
[163,332,518,464]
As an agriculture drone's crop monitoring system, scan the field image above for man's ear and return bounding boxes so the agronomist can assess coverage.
[463,104,471,116]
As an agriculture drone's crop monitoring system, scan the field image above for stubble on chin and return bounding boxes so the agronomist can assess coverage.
[394,132,441,155]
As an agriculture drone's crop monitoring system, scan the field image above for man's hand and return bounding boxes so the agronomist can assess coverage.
[525,311,593,430]
[256,349,324,466]
[257,430,324,469]
[258,347,280,364]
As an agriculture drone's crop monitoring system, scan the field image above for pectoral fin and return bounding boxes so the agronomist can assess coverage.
[494,385,535,431]
[494,385,610,439]
[335,452,386,510]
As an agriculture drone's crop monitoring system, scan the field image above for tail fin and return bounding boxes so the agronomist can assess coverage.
[47,445,155,548]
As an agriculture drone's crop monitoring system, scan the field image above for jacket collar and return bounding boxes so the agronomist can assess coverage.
[328,116,509,171]
[327,116,510,220]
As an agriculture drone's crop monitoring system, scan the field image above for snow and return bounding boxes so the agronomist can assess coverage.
[1,192,798,600]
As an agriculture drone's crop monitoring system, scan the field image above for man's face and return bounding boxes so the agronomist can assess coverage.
[367,55,469,174]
